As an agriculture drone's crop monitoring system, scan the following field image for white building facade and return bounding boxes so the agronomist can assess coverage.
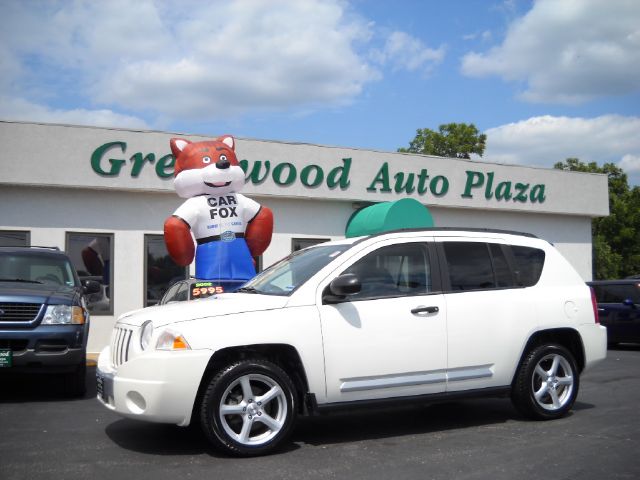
[0,121,609,353]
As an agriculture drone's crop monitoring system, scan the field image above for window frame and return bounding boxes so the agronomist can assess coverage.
[0,230,30,247]
[143,234,189,307]
[292,238,330,252]
[65,231,114,316]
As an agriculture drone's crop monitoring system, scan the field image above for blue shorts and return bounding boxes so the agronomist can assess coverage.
[195,238,256,282]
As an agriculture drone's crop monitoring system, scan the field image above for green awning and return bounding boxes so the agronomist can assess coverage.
[345,198,435,238]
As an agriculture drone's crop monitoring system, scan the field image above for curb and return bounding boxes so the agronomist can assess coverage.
[87,353,98,367]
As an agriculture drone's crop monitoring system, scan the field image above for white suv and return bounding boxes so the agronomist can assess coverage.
[96,228,607,456]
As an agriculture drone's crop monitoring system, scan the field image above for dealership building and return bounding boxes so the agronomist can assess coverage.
[0,120,609,353]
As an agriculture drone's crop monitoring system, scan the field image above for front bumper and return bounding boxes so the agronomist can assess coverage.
[0,325,87,372]
[96,346,213,427]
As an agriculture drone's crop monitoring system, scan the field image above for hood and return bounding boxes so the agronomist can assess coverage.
[0,281,78,305]
[117,293,290,328]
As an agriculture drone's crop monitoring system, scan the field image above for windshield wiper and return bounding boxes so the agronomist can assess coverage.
[236,286,259,294]
[0,278,43,284]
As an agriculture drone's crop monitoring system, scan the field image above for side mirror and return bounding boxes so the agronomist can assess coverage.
[623,298,637,308]
[82,280,101,295]
[323,273,361,304]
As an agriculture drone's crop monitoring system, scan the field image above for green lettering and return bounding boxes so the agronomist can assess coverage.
[417,169,430,194]
[462,170,484,198]
[485,172,494,199]
[90,141,127,176]
[272,162,296,186]
[367,163,392,192]
[239,160,271,185]
[430,176,449,197]
[530,184,546,203]
[155,154,175,178]
[495,181,513,201]
[130,152,155,177]
[394,172,415,194]
[327,158,352,190]
[300,164,324,188]
[513,183,529,202]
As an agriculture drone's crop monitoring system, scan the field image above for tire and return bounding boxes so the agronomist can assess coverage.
[63,361,86,397]
[200,359,297,456]
[511,344,579,420]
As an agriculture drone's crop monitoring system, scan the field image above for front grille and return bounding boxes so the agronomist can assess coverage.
[111,326,134,368]
[0,302,43,323]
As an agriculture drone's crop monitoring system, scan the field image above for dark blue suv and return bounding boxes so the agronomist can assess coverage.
[0,246,100,395]
[588,279,640,346]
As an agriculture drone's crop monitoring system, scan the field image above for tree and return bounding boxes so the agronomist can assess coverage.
[398,123,487,159]
[554,158,640,279]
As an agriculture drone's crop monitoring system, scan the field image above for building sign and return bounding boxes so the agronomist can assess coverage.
[90,141,546,204]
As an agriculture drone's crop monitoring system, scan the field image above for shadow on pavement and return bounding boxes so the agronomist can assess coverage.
[292,398,519,446]
[0,365,97,403]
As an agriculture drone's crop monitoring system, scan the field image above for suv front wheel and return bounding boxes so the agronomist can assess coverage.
[511,344,579,420]
[199,359,297,456]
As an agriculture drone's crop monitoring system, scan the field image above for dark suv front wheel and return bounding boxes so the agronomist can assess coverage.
[511,344,579,420]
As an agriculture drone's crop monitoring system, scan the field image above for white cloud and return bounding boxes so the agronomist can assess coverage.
[0,0,385,123]
[619,154,640,173]
[479,115,640,184]
[0,96,149,130]
[461,0,640,104]
[371,31,445,74]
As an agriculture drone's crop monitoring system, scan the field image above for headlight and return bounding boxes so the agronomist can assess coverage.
[42,305,85,324]
[140,321,154,350]
[156,329,191,351]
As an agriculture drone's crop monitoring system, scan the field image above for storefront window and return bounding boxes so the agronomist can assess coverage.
[145,235,188,307]
[292,238,329,252]
[66,233,113,315]
[0,230,29,247]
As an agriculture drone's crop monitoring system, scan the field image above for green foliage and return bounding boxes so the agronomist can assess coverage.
[399,123,487,159]
[554,158,640,279]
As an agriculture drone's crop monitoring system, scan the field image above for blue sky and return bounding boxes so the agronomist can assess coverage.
[1,0,639,184]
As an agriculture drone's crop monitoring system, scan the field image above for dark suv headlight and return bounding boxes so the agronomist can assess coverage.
[42,305,86,324]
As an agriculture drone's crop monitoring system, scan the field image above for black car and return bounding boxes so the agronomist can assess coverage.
[0,246,100,395]
[588,279,640,346]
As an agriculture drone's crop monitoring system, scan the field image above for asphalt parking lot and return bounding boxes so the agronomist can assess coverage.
[1,346,639,480]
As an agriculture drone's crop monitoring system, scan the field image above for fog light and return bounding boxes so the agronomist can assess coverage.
[125,391,147,414]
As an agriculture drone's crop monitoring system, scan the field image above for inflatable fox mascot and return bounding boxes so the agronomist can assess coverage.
[164,135,273,289]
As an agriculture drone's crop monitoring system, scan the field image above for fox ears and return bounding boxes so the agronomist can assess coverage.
[170,135,235,157]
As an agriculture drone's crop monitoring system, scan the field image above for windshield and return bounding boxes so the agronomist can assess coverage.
[240,244,350,296]
[0,252,78,287]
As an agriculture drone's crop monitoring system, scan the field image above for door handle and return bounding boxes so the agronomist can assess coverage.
[411,305,439,315]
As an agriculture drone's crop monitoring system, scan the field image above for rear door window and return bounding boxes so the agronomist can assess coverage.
[442,242,495,291]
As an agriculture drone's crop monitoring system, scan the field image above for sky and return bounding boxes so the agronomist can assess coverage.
[1,0,639,185]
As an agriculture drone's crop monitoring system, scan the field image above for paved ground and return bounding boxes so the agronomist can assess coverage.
[1,346,639,480]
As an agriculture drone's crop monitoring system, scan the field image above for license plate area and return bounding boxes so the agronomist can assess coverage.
[0,349,12,368]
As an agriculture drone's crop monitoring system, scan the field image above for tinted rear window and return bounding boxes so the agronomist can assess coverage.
[443,242,495,291]
[511,246,545,287]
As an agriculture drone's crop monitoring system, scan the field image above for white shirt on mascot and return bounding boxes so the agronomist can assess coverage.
[173,193,261,240]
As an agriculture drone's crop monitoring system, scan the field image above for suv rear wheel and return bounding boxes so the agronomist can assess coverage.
[511,344,579,420]
[199,359,297,456]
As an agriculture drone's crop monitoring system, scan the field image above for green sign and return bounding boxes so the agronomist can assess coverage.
[0,349,12,368]
[90,142,546,204]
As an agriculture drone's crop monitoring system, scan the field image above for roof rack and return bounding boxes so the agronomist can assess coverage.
[364,227,539,240]
[0,245,61,250]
